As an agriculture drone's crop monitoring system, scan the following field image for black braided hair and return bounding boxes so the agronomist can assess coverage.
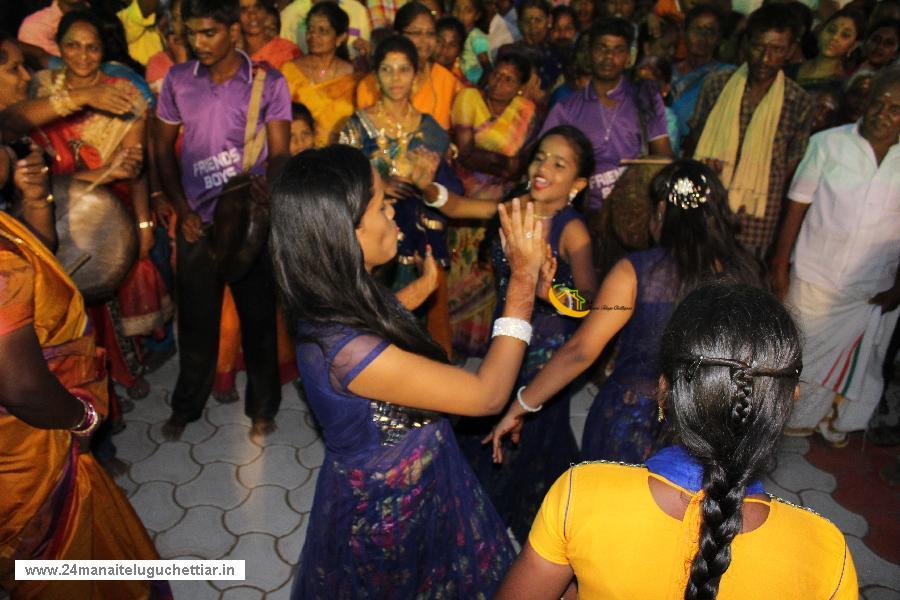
[659,283,802,600]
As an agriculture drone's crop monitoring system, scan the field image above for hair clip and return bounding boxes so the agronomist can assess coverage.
[667,174,709,210]
[684,354,704,382]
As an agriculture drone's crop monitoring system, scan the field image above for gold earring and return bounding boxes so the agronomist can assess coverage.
[657,405,665,422]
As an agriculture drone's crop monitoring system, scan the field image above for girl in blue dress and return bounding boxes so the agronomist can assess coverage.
[457,126,599,543]
[488,159,761,463]
[269,143,547,598]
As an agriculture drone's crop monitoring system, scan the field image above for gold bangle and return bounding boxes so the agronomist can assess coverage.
[23,193,54,209]
[138,220,155,229]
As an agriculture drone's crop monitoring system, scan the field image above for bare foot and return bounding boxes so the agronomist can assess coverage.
[249,417,277,442]
[161,417,186,441]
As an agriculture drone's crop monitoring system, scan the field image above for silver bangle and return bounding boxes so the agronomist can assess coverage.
[424,182,449,208]
[516,386,542,413]
[492,317,532,345]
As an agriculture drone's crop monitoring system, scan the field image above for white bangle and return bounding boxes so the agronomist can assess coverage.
[424,182,448,208]
[517,386,542,413]
[492,317,532,345]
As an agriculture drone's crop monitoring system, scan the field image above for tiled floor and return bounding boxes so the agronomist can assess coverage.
[112,359,900,598]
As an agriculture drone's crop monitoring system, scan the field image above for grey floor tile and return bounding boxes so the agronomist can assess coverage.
[147,357,180,393]
[767,452,837,494]
[130,441,201,484]
[276,518,307,566]
[268,579,295,600]
[125,391,171,425]
[280,380,311,413]
[221,586,265,600]
[213,533,292,593]
[862,586,900,599]
[287,468,319,514]
[224,486,302,537]
[192,424,263,466]
[113,420,158,464]
[113,471,140,498]
[155,506,235,559]
[800,490,868,538]
[168,580,221,600]
[129,481,184,534]
[775,435,811,455]
[846,535,900,590]
[206,398,253,428]
[570,414,586,450]
[569,381,595,417]
[297,437,325,469]
[148,417,217,445]
[253,408,320,449]
[175,462,250,510]
[761,477,801,505]
[238,445,313,490]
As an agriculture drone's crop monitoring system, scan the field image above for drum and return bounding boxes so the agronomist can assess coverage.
[53,176,137,303]
[208,174,269,283]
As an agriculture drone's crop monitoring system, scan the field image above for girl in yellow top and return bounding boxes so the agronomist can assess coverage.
[281,2,356,147]
[496,283,858,599]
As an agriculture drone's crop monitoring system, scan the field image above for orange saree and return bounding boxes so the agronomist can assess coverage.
[0,213,168,600]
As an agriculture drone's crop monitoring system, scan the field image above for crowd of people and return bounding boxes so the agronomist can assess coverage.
[1,0,898,596]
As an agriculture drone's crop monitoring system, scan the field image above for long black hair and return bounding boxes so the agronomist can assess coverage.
[651,159,761,295]
[269,145,446,362]
[659,283,802,600]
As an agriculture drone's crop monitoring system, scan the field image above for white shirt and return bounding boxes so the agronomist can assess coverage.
[788,122,900,297]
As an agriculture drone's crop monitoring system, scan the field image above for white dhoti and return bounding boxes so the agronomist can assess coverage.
[787,275,900,433]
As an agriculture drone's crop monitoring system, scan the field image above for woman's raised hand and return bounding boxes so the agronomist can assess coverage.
[498,198,544,280]
[409,147,440,192]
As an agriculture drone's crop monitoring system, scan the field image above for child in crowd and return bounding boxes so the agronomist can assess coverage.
[435,15,468,81]
[453,0,492,84]
[289,102,316,155]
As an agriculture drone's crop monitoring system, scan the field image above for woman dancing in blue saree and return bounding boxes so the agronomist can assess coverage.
[269,143,547,598]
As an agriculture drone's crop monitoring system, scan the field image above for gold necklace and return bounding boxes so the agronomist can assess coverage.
[375,100,415,138]
[311,54,337,82]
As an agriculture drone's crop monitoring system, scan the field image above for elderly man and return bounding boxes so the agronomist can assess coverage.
[769,66,900,447]
[686,3,813,260]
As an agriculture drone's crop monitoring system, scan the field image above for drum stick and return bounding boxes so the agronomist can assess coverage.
[66,253,92,277]
[83,119,137,194]
[619,158,674,166]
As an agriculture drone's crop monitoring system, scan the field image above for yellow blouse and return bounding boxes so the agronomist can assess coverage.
[529,462,857,599]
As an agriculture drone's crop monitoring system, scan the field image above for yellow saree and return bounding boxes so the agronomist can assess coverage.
[281,61,356,147]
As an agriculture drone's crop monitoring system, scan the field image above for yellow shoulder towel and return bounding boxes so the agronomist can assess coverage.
[694,64,784,219]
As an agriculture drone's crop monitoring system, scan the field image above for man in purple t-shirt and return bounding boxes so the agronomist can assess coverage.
[540,17,672,211]
[154,0,291,441]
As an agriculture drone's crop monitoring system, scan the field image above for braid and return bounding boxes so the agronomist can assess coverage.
[684,463,748,600]
[728,368,753,431]
[660,284,804,600]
